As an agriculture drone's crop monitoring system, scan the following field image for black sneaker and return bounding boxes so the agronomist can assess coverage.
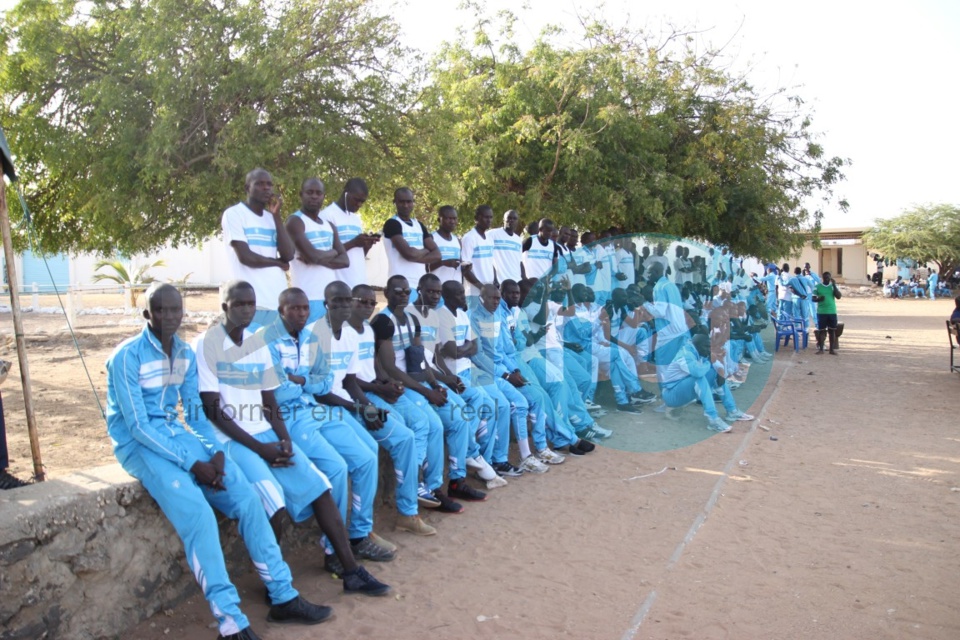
[491,461,523,477]
[617,404,643,414]
[573,439,595,453]
[0,470,31,490]
[350,537,396,562]
[630,391,658,405]
[566,442,586,456]
[266,595,333,625]
[431,489,465,514]
[447,479,487,502]
[218,627,263,640]
[342,565,391,596]
[323,552,345,577]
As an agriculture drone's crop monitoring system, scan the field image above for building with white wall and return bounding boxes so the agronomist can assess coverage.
[12,236,393,294]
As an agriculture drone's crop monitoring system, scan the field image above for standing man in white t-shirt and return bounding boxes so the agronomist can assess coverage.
[321,178,380,289]
[488,209,524,285]
[286,178,348,322]
[429,205,463,287]
[221,168,294,327]
[522,218,561,281]
[382,188,440,303]
[460,205,496,309]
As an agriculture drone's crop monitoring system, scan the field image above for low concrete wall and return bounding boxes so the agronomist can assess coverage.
[0,463,321,640]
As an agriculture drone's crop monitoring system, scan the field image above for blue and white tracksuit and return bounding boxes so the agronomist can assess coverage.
[378,309,469,491]
[659,340,737,420]
[502,304,578,448]
[262,320,377,539]
[469,304,534,462]
[106,326,298,637]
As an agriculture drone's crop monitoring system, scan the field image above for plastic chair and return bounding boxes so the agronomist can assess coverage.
[773,318,800,352]
[791,312,810,349]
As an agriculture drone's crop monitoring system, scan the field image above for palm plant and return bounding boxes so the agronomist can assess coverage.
[92,259,166,307]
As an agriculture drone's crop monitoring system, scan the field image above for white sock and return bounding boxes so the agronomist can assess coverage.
[518,439,532,459]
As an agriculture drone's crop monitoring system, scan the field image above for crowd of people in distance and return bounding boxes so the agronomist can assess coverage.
[882,273,950,299]
[106,168,855,640]
[875,255,952,300]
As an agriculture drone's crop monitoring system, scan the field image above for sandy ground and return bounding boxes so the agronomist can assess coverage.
[2,293,958,639]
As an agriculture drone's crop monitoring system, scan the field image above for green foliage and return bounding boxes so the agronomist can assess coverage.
[92,258,166,305]
[418,10,848,258]
[0,0,418,254]
[0,1,848,260]
[863,204,960,275]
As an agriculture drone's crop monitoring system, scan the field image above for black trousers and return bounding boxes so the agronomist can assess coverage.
[0,392,8,470]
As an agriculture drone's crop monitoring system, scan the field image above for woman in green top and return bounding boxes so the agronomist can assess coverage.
[812,271,841,355]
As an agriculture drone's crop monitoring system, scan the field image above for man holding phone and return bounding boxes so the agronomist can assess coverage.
[322,178,381,288]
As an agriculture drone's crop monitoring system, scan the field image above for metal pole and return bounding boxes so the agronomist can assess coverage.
[0,178,44,481]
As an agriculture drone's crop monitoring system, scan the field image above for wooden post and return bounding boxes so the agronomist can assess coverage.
[0,178,44,481]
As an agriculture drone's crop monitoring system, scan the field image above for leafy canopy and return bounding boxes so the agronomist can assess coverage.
[1,1,847,260]
[419,9,848,259]
[0,0,418,254]
[863,203,960,274]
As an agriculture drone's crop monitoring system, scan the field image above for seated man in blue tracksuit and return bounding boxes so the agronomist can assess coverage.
[502,279,598,454]
[436,279,514,488]
[346,283,443,533]
[495,283,576,460]
[520,277,614,440]
[564,284,645,414]
[371,275,475,512]
[470,284,552,475]
[106,283,331,640]
[412,275,509,491]
[659,333,754,432]
[263,287,397,570]
[193,280,389,598]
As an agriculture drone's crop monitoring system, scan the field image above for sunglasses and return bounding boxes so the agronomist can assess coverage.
[391,288,412,296]
[353,298,378,307]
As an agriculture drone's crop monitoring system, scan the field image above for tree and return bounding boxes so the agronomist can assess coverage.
[863,204,960,277]
[0,0,418,254]
[418,9,848,259]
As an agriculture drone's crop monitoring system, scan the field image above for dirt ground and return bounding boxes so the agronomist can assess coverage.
[2,293,958,639]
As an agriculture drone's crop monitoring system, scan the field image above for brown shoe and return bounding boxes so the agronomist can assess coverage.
[368,531,398,553]
[396,514,437,536]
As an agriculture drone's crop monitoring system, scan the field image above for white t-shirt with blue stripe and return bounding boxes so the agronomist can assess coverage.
[289,210,337,301]
[221,202,288,309]
[488,227,523,283]
[460,228,495,296]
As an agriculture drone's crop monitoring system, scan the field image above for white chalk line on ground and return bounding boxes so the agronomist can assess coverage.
[620,359,792,640]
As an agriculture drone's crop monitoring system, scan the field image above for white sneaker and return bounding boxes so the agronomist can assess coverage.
[536,448,566,465]
[579,424,613,440]
[727,410,755,422]
[485,474,509,489]
[590,409,609,417]
[469,456,498,481]
[706,416,733,433]
[519,455,550,474]
[584,400,602,411]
